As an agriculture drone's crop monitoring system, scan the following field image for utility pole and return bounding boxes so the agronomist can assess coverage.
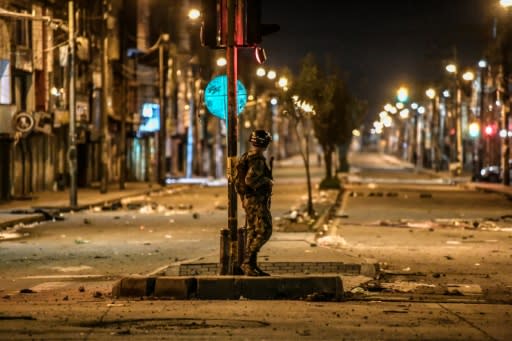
[502,30,511,186]
[186,66,195,178]
[429,95,439,171]
[456,85,463,175]
[119,21,127,190]
[475,61,487,179]
[225,0,239,275]
[68,0,77,207]
[100,0,110,194]
[158,35,168,185]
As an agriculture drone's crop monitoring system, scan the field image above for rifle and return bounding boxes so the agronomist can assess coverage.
[268,156,274,208]
[269,156,274,179]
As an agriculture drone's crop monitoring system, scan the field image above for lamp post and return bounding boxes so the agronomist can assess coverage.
[445,64,475,175]
[68,1,77,207]
[445,63,463,175]
[472,59,488,180]
[158,33,169,185]
[396,87,409,160]
[499,0,511,185]
[426,88,438,170]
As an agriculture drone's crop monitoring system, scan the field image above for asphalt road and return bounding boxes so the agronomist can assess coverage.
[1,151,511,340]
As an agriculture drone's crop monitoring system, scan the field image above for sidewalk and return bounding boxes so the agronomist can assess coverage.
[0,182,161,229]
[379,152,512,196]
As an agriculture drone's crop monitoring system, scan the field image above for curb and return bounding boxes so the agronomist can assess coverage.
[177,261,379,278]
[0,187,165,230]
[112,275,343,300]
[0,213,46,230]
[312,187,345,232]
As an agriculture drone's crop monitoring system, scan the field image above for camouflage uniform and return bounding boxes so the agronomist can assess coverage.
[241,149,273,276]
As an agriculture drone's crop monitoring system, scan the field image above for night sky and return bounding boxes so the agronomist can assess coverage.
[262,0,497,119]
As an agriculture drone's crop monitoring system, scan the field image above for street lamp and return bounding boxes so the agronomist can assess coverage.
[500,0,512,8]
[397,86,409,103]
[277,76,288,89]
[445,62,468,175]
[445,64,457,74]
[187,8,201,20]
[216,57,227,67]
[256,67,266,77]
[426,88,439,170]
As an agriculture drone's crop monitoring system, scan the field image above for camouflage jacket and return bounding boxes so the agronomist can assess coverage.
[244,149,272,197]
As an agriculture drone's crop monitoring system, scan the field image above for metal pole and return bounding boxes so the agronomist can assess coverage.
[456,86,463,175]
[186,66,194,178]
[158,40,167,185]
[226,0,239,275]
[68,1,77,207]
[475,66,486,178]
[430,96,438,171]
[100,0,109,194]
[502,35,511,185]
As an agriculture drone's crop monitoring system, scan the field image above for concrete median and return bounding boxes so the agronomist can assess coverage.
[112,275,343,300]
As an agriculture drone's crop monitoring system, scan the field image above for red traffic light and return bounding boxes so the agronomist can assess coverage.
[484,125,494,136]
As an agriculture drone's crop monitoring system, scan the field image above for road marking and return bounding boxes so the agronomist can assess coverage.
[19,274,110,279]
[29,281,71,292]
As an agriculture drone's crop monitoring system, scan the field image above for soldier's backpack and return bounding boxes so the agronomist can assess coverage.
[234,152,265,197]
[234,152,250,197]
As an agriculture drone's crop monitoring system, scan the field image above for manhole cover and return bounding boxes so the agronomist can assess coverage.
[81,318,269,331]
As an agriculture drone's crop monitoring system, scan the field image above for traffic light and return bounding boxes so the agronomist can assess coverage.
[484,124,494,137]
[200,0,226,48]
[469,122,480,138]
[244,0,279,46]
[200,0,279,48]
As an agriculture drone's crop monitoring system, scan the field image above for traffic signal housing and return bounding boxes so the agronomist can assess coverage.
[200,0,226,48]
[200,0,279,48]
[245,0,279,46]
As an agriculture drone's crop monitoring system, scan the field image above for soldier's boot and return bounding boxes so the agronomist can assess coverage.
[250,253,270,276]
[241,252,259,276]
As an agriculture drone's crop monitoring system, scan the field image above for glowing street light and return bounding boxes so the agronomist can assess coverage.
[187,8,201,20]
[462,71,475,81]
[445,64,457,74]
[399,109,410,119]
[277,76,288,88]
[216,57,227,67]
[256,67,266,77]
[425,88,436,99]
[267,70,277,80]
[397,86,409,103]
[469,122,480,138]
[500,0,512,7]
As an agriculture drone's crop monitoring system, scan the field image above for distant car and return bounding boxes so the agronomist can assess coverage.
[479,160,512,183]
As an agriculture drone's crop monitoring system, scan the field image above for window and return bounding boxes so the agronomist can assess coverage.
[0,59,12,104]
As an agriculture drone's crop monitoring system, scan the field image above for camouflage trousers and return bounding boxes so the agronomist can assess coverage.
[242,195,272,254]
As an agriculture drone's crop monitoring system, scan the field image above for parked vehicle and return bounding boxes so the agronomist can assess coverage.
[479,160,512,183]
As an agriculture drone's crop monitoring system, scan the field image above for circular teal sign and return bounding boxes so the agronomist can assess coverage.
[204,75,247,120]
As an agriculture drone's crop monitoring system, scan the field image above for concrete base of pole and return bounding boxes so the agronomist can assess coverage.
[112,275,343,301]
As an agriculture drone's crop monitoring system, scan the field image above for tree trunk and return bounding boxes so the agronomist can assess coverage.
[337,141,351,172]
[323,145,333,179]
[292,119,315,217]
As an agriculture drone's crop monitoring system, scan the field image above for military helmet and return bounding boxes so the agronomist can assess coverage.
[249,130,272,147]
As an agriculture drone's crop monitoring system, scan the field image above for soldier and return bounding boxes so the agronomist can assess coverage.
[238,130,273,276]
